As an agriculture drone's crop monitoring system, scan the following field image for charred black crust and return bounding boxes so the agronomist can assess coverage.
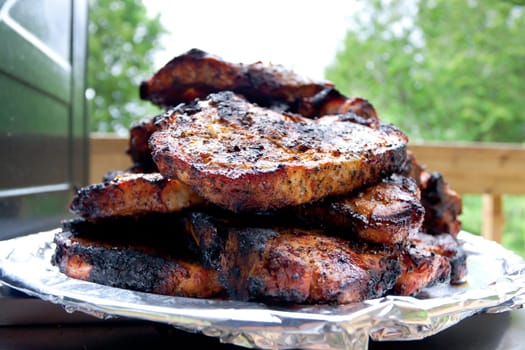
[139,80,149,100]
[420,171,462,235]
[229,227,279,256]
[188,211,227,269]
[449,249,468,284]
[185,48,208,59]
[366,257,402,299]
[60,213,201,260]
[76,241,171,293]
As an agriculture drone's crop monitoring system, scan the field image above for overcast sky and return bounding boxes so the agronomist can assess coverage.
[144,0,359,81]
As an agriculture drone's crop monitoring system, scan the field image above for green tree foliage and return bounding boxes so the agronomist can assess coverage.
[87,0,166,134]
[326,0,525,143]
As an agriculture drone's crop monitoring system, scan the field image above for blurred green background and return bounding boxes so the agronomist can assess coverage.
[86,0,525,256]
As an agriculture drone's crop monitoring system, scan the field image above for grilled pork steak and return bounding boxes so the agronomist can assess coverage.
[409,230,468,284]
[139,48,382,123]
[420,171,463,236]
[128,95,382,179]
[393,244,451,296]
[53,216,224,298]
[294,174,424,245]
[188,212,453,303]
[186,212,401,304]
[69,172,205,221]
[400,151,462,236]
[149,91,408,212]
[69,171,424,246]
[221,227,402,304]
[139,48,332,112]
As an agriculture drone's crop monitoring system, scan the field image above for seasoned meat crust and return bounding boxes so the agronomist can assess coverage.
[52,210,466,305]
[53,230,224,298]
[68,171,425,246]
[69,172,205,221]
[294,174,425,245]
[420,171,463,236]
[129,94,382,176]
[400,151,463,236]
[409,230,468,284]
[220,227,401,304]
[393,244,451,296]
[150,91,408,212]
[139,48,333,112]
[127,116,160,173]
[185,212,402,305]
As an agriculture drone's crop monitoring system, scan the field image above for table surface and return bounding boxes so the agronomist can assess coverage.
[1,286,524,350]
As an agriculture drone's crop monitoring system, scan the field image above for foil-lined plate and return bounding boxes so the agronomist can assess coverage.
[0,229,524,350]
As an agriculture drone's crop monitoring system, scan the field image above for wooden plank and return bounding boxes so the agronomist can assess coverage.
[409,142,525,195]
[481,194,504,243]
[89,133,130,183]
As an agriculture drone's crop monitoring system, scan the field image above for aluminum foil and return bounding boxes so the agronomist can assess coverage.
[0,229,524,350]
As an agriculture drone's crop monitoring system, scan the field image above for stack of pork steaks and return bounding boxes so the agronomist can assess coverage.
[52,49,466,305]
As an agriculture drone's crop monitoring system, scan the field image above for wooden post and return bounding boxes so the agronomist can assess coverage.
[481,194,504,243]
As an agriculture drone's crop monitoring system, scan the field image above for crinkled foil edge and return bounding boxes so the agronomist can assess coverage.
[0,230,524,350]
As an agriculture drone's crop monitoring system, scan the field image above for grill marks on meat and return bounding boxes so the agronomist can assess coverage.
[294,174,424,245]
[70,172,205,221]
[150,91,408,212]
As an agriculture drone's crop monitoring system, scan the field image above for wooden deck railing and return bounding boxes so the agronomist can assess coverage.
[408,142,525,242]
[89,133,525,243]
